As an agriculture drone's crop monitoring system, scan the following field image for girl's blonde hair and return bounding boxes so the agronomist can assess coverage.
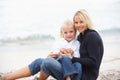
[60,20,76,37]
[73,9,94,29]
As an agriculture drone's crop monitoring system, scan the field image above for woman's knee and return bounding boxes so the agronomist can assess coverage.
[29,58,44,75]
[41,58,62,72]
[41,58,56,68]
[34,58,44,64]
[29,58,44,68]
[41,58,63,79]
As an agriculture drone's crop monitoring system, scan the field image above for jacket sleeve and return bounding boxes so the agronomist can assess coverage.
[72,32,101,68]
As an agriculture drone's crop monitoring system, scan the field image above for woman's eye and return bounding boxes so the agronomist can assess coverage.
[74,22,78,24]
[80,21,83,23]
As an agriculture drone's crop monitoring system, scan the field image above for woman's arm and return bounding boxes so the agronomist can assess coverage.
[72,32,103,68]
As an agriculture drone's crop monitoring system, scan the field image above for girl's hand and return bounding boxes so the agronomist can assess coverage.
[47,52,58,59]
[59,52,66,56]
[59,48,74,59]
[59,48,68,56]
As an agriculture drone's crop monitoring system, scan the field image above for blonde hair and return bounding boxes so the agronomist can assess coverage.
[60,20,76,37]
[73,9,94,29]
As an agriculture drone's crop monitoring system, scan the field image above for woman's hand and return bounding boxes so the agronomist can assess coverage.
[67,48,74,55]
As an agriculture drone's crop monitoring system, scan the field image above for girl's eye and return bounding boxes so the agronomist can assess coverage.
[64,32,67,34]
[70,31,73,33]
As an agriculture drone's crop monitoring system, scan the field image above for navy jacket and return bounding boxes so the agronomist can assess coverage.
[72,29,104,80]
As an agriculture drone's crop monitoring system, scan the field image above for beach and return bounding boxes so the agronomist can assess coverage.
[97,42,120,80]
[0,39,54,73]
[0,32,120,80]
[0,39,56,80]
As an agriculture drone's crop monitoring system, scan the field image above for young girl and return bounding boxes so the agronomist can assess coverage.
[1,20,82,80]
[48,20,81,80]
[49,19,80,59]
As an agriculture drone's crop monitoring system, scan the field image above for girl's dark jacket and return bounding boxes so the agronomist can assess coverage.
[72,29,104,80]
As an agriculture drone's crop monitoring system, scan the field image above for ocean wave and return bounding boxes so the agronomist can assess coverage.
[0,34,55,44]
[98,27,120,34]
[0,28,120,44]
[98,27,120,43]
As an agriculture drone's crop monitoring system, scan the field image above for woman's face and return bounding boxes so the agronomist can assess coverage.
[74,15,88,34]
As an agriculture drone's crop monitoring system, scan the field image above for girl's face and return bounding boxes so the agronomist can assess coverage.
[74,15,88,34]
[62,26,76,42]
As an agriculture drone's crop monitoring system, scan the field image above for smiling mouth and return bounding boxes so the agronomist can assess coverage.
[78,27,82,30]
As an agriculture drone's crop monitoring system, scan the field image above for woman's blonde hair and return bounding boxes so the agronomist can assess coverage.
[60,20,76,37]
[73,9,94,29]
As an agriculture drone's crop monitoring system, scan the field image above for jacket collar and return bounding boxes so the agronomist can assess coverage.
[80,28,90,37]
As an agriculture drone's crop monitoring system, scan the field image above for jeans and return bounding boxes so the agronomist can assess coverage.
[29,57,82,80]
[29,57,64,80]
[59,56,82,80]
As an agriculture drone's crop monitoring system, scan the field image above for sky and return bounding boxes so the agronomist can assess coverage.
[0,0,120,38]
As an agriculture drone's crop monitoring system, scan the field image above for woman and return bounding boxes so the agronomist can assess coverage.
[71,9,104,80]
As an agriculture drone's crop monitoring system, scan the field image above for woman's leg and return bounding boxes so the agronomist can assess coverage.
[28,58,44,75]
[38,70,49,80]
[39,57,64,80]
[2,58,44,80]
[2,66,31,80]
[66,76,71,80]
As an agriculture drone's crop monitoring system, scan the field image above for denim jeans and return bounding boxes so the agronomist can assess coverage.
[29,57,64,80]
[58,56,82,80]
[29,57,82,80]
